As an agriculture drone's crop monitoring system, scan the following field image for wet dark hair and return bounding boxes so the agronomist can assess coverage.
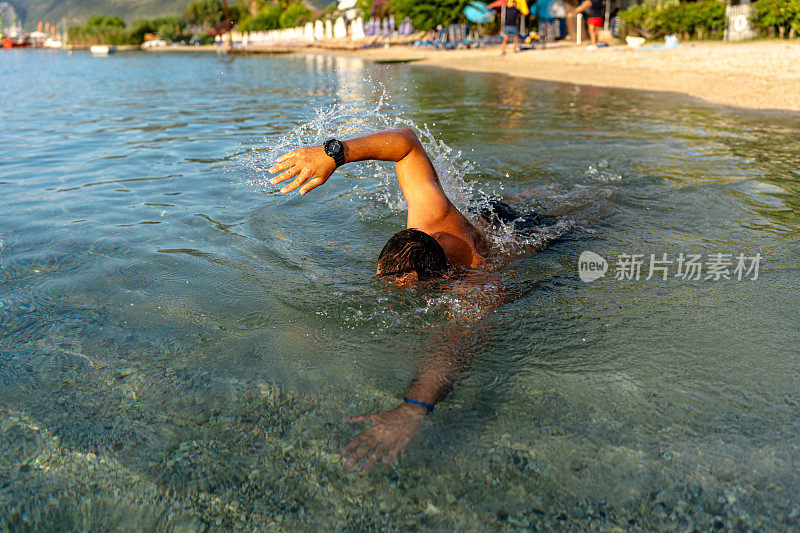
[377,228,449,280]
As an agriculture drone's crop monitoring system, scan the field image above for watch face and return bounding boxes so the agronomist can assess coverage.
[325,139,342,156]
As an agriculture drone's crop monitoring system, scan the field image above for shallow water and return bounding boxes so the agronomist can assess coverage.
[1,49,799,530]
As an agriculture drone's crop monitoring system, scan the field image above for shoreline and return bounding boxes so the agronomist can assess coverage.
[66,40,800,112]
[301,41,800,113]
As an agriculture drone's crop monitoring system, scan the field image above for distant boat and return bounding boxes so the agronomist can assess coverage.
[2,37,30,48]
[2,25,31,48]
[90,45,116,54]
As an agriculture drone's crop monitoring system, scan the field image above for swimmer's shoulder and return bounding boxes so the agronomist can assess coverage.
[430,230,486,269]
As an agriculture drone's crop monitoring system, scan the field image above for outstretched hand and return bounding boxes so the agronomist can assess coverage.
[342,403,427,470]
[269,146,337,195]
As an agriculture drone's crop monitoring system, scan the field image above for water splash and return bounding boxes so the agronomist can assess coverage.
[240,85,607,259]
[584,159,623,182]
[242,87,478,215]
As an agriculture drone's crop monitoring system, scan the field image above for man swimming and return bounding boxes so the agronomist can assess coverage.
[269,129,543,468]
[270,129,489,276]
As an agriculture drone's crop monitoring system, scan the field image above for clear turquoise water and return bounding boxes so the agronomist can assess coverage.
[1,49,799,530]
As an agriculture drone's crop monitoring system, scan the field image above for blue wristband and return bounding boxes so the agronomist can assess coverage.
[403,397,434,413]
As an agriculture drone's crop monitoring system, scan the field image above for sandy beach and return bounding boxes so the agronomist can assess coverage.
[304,40,800,112]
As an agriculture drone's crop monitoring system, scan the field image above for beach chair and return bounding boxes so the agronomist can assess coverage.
[437,24,472,49]
[450,23,477,47]
[398,17,414,36]
[476,34,503,47]
[414,28,442,47]
[432,26,455,49]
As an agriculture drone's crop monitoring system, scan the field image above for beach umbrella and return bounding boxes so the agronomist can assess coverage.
[399,17,413,35]
[465,1,495,23]
[388,15,395,35]
[487,0,508,9]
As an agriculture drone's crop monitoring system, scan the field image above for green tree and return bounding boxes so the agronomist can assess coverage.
[229,1,250,25]
[103,15,126,28]
[753,0,800,37]
[67,18,134,45]
[279,3,313,28]
[620,0,725,40]
[694,0,725,39]
[157,22,178,40]
[239,4,282,31]
[86,14,126,27]
[130,15,186,43]
[384,0,471,30]
[184,0,225,28]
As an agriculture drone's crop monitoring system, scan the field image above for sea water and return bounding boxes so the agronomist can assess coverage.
[1,49,799,530]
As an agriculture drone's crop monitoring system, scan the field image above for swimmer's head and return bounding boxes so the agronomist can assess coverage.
[377,228,449,282]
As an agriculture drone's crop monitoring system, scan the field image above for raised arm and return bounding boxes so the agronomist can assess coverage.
[568,0,592,16]
[269,129,452,224]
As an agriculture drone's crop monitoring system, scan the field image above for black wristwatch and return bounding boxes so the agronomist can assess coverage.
[324,138,346,168]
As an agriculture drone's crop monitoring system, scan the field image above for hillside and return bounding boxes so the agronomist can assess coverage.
[9,0,337,30]
[9,0,192,29]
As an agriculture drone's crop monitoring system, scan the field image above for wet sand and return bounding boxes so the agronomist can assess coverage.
[305,41,800,112]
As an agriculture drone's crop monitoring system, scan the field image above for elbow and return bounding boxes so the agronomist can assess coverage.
[396,128,421,156]
[397,128,419,145]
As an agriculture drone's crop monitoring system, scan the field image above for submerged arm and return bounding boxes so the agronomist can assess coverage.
[342,344,472,469]
[342,322,477,469]
[341,281,517,469]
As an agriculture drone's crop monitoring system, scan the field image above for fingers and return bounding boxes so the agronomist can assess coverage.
[344,437,375,468]
[342,431,369,455]
[299,177,326,196]
[362,442,392,471]
[381,442,406,466]
[274,151,296,163]
[280,168,312,193]
[271,166,301,186]
[268,158,294,175]
[342,429,396,470]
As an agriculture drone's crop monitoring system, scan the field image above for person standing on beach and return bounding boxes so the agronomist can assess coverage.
[501,0,530,55]
[568,0,604,50]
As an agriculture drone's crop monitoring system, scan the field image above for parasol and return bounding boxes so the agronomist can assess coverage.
[487,0,508,9]
[465,1,495,23]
